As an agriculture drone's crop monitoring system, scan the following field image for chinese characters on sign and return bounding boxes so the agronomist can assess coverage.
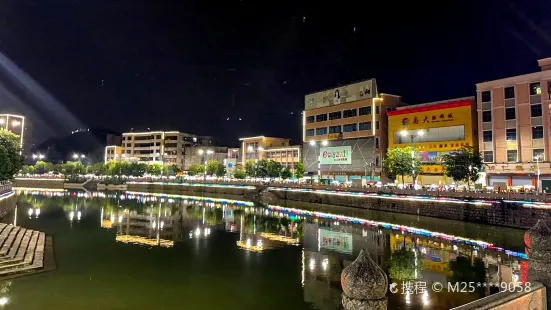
[402,113,454,127]
[319,229,353,254]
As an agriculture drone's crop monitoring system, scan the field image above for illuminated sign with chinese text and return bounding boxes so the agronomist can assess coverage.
[320,146,352,165]
[319,229,353,254]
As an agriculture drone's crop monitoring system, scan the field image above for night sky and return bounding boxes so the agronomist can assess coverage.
[0,0,550,146]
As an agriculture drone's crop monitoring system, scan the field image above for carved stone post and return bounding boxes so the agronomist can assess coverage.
[341,248,388,310]
[525,219,551,306]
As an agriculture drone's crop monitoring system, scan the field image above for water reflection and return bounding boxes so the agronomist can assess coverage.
[12,188,527,310]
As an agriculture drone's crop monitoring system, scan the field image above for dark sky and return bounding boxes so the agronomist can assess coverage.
[0,0,550,146]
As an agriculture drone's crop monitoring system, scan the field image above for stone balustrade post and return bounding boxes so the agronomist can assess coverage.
[341,249,388,310]
[525,219,551,306]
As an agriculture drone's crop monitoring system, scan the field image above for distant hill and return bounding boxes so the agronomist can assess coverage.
[32,128,117,163]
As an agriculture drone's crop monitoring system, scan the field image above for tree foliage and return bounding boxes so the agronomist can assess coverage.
[245,159,257,177]
[295,162,305,178]
[188,164,205,176]
[383,147,421,185]
[215,162,226,177]
[233,164,246,179]
[389,247,418,281]
[267,160,282,178]
[441,146,483,184]
[281,167,292,179]
[147,163,163,176]
[206,160,219,176]
[0,129,23,181]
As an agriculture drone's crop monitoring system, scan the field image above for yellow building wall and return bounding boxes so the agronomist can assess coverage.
[387,100,476,185]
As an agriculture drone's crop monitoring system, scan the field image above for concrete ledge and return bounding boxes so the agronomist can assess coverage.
[13,178,64,189]
[97,184,128,191]
[452,282,545,310]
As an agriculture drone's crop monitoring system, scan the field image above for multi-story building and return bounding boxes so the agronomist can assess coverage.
[106,130,229,170]
[239,136,302,171]
[302,79,401,182]
[387,97,477,185]
[476,58,551,189]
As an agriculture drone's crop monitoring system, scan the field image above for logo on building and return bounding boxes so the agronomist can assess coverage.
[319,146,352,165]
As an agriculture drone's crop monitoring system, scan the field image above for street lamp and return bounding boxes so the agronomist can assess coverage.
[535,154,542,193]
[468,165,472,190]
[32,154,45,161]
[309,140,328,181]
[400,130,425,187]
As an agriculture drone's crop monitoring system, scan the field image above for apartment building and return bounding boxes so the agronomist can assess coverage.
[239,136,302,170]
[476,58,551,188]
[302,79,401,182]
[104,145,123,163]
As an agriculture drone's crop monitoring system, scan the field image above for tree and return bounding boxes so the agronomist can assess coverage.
[0,129,23,181]
[233,165,246,179]
[442,146,483,188]
[245,159,257,177]
[281,167,292,179]
[162,164,169,177]
[27,165,36,174]
[206,160,220,176]
[383,147,421,186]
[295,162,305,178]
[188,164,205,176]
[168,165,181,176]
[267,160,282,178]
[255,159,269,178]
[389,247,418,281]
[21,165,29,174]
[128,162,147,177]
[215,162,226,177]
[147,163,163,176]
[35,161,48,174]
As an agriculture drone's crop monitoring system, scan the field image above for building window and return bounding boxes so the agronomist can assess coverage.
[306,116,315,123]
[316,114,327,122]
[343,109,357,118]
[359,107,371,116]
[531,104,542,117]
[533,126,544,139]
[329,125,341,134]
[504,86,515,99]
[375,137,380,148]
[329,111,342,120]
[506,128,517,141]
[359,122,371,131]
[375,154,380,167]
[534,149,545,161]
[376,106,380,114]
[306,129,315,137]
[293,150,298,157]
[481,90,491,102]
[505,107,516,120]
[343,123,357,132]
[482,111,492,122]
[482,130,492,142]
[507,150,518,162]
[483,151,493,163]
[316,127,327,135]
[530,82,541,96]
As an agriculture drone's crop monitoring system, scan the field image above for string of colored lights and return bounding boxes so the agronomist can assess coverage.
[126,181,256,190]
[125,191,254,206]
[268,187,494,206]
[267,204,528,260]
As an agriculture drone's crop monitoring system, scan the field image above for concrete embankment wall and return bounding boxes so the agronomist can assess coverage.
[13,179,64,189]
[0,193,17,219]
[126,183,255,196]
[270,190,551,230]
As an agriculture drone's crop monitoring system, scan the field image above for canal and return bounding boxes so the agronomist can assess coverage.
[0,188,527,310]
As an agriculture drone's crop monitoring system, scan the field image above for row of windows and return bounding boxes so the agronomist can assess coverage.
[265,151,299,158]
[306,122,379,136]
[483,149,544,163]
[482,126,544,142]
[481,82,543,102]
[483,103,543,122]
[306,106,380,123]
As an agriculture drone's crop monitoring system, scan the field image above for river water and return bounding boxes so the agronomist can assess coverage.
[0,188,527,310]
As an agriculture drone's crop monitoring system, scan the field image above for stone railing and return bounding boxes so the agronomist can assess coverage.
[0,182,12,195]
[148,179,551,202]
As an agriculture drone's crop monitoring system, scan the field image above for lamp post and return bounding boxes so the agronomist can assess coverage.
[73,153,85,162]
[400,130,425,187]
[535,154,542,193]
[198,149,213,181]
[309,140,328,182]
[32,154,45,162]
[468,165,472,191]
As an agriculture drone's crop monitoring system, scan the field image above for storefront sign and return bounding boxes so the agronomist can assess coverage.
[319,229,353,254]
[327,133,343,140]
[320,146,352,165]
